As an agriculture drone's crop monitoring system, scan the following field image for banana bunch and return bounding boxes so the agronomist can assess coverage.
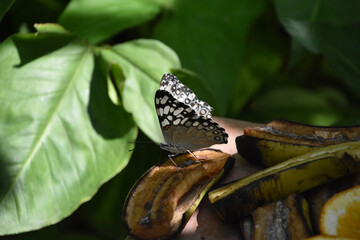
[208,120,360,226]
[236,120,360,166]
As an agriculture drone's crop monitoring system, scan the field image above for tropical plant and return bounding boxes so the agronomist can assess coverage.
[0,0,359,239]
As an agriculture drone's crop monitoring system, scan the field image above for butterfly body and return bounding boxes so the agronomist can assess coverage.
[155,74,228,156]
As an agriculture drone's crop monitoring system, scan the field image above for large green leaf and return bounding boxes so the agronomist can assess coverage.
[70,132,161,239]
[153,0,268,115]
[101,39,181,143]
[275,0,360,96]
[0,31,136,235]
[58,0,167,43]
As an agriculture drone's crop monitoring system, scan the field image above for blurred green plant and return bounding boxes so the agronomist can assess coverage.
[0,0,359,239]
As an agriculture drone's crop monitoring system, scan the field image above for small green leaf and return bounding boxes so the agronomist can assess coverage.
[101,39,181,143]
[34,23,70,34]
[58,0,168,43]
[0,32,136,235]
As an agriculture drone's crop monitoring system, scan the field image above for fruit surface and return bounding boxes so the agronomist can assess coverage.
[236,135,319,166]
[306,236,357,240]
[209,142,360,222]
[123,150,234,240]
[320,185,360,239]
[267,120,360,141]
[237,120,360,166]
[252,194,313,240]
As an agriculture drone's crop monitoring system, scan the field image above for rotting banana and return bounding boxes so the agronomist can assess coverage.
[239,217,254,240]
[237,120,360,166]
[267,120,360,141]
[208,142,360,223]
[123,150,234,240]
[236,135,318,166]
[251,194,313,240]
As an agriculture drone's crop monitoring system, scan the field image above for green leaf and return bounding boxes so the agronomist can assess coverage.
[171,68,216,110]
[108,63,126,106]
[230,40,282,116]
[153,0,268,115]
[244,86,350,125]
[0,0,14,22]
[58,0,167,43]
[275,0,360,25]
[0,32,136,235]
[275,0,360,96]
[73,132,160,239]
[287,39,309,69]
[34,23,70,34]
[101,39,181,143]
[311,24,360,96]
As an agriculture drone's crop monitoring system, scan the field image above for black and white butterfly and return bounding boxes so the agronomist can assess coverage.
[155,73,228,163]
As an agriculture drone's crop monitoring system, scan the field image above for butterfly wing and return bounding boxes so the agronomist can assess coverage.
[155,90,228,153]
[159,73,214,118]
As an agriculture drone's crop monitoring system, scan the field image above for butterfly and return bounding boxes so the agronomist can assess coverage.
[155,73,228,163]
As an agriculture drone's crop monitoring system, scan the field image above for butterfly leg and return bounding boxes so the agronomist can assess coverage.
[168,154,179,170]
[187,150,201,164]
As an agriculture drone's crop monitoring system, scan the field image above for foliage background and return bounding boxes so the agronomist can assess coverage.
[0,0,359,239]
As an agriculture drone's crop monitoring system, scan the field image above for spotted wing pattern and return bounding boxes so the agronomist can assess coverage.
[155,75,228,155]
[159,73,213,119]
